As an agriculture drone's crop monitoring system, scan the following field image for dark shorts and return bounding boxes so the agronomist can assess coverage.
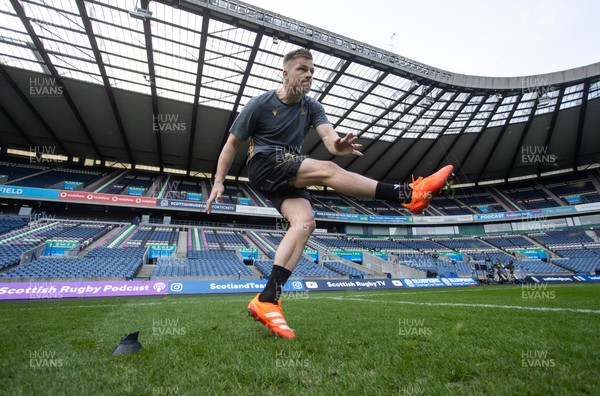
[247,151,310,213]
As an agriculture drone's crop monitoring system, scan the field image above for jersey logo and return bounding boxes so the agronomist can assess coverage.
[300,105,306,115]
[272,109,277,116]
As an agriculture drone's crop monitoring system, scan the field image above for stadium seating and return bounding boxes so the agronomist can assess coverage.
[355,238,402,251]
[255,258,339,277]
[510,260,567,274]
[481,235,535,248]
[0,216,28,235]
[313,235,362,249]
[323,261,368,277]
[153,250,254,277]
[9,167,105,188]
[531,230,594,245]
[0,161,48,182]
[397,253,472,275]
[0,244,36,270]
[434,237,491,250]
[0,247,145,278]
[396,238,447,251]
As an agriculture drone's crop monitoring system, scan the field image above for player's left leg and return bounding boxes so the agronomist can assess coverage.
[248,197,314,339]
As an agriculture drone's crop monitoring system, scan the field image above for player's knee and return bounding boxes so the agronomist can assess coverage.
[289,215,316,235]
[316,160,340,180]
[305,217,317,234]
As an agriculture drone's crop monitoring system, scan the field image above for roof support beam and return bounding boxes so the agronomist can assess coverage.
[307,71,389,157]
[76,0,134,165]
[10,0,101,161]
[378,89,455,181]
[363,86,434,178]
[475,94,525,184]
[0,65,69,156]
[0,102,35,147]
[141,0,163,169]
[536,86,566,175]
[413,94,486,179]
[433,96,505,182]
[214,29,263,178]
[504,99,541,180]
[396,92,462,182]
[456,97,520,185]
[317,59,350,103]
[186,13,211,174]
[574,79,591,169]
[340,84,421,171]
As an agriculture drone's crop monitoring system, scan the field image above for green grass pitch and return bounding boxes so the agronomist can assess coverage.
[1,284,599,395]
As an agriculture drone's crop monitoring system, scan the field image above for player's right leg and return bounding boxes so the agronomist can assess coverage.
[292,158,453,214]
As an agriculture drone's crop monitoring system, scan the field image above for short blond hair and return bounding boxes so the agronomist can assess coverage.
[283,48,312,68]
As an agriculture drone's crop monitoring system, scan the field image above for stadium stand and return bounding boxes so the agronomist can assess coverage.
[531,229,595,245]
[323,261,368,277]
[454,191,505,213]
[255,257,339,278]
[0,247,146,279]
[544,173,600,205]
[7,166,106,189]
[0,243,36,271]
[2,214,600,280]
[0,215,28,235]
[153,250,254,277]
[498,181,560,210]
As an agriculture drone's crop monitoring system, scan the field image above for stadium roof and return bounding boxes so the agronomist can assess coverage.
[0,0,599,186]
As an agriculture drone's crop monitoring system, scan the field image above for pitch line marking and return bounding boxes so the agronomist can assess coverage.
[325,296,600,315]
[1,298,251,311]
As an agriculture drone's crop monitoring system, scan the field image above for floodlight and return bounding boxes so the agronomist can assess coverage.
[129,7,152,21]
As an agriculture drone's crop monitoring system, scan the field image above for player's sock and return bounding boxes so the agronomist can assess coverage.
[259,265,292,304]
[375,182,412,204]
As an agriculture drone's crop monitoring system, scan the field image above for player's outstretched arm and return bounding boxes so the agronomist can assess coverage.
[316,124,363,157]
[206,133,242,214]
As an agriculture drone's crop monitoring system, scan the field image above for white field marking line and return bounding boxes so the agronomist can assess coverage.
[1,298,252,311]
[324,296,600,315]
[320,289,489,298]
[307,288,509,300]
[310,284,597,299]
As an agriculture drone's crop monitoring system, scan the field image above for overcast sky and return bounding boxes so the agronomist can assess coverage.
[246,0,600,77]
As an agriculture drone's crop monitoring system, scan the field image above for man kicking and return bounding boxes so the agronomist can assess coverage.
[206,48,453,339]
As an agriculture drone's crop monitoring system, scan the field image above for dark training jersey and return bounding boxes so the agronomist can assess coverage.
[230,90,330,160]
